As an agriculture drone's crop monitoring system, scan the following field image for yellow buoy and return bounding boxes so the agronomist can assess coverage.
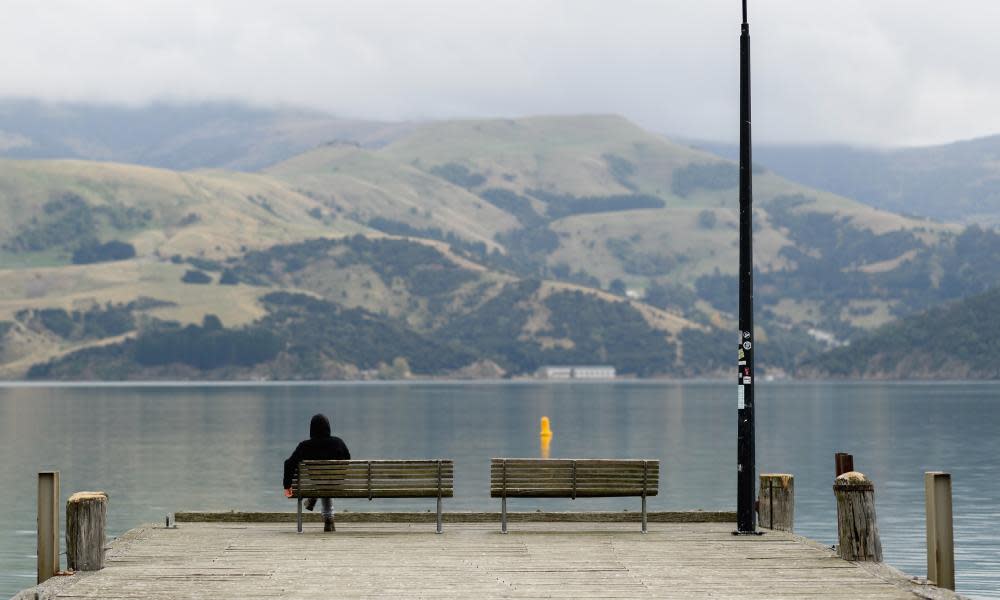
[540,416,552,458]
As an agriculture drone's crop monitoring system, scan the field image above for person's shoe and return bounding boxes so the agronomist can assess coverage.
[304,498,317,511]
[323,518,336,532]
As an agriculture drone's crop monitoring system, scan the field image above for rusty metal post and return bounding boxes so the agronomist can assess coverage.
[835,453,854,477]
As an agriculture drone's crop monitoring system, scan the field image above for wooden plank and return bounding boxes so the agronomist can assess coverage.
[25,520,960,600]
[303,465,455,471]
[492,477,659,483]
[492,490,658,498]
[489,483,660,489]
[172,511,737,523]
[303,459,454,464]
[299,470,454,476]
[296,490,454,498]
[492,458,659,464]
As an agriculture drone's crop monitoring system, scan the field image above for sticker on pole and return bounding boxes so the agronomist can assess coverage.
[737,385,745,409]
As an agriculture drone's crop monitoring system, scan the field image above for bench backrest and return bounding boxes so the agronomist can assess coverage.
[490,458,659,498]
[294,460,454,499]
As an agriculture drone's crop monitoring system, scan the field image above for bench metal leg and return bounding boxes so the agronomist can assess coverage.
[501,497,508,534]
[641,495,648,534]
[297,498,303,534]
[436,497,443,534]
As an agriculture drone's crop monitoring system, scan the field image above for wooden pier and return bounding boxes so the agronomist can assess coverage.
[21,513,962,599]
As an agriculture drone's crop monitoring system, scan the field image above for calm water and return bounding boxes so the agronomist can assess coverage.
[0,382,998,599]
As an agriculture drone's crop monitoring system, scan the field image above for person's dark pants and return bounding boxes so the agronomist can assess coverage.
[304,497,334,519]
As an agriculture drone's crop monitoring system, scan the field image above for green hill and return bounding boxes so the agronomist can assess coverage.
[17,237,699,380]
[4,113,1000,379]
[800,287,1000,379]
[274,115,953,295]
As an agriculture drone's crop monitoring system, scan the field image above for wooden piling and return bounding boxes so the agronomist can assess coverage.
[925,472,955,590]
[758,473,794,532]
[833,471,882,562]
[37,471,60,584]
[67,491,108,571]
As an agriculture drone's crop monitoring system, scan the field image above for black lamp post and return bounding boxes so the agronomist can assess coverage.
[736,0,757,535]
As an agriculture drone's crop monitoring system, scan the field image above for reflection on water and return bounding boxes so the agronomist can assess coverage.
[0,381,997,599]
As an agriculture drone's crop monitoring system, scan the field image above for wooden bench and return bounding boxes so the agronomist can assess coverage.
[490,458,659,533]
[292,459,453,533]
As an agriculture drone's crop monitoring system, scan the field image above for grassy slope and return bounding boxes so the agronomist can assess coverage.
[0,159,367,373]
[272,116,950,292]
[265,145,519,249]
[378,115,954,317]
[0,114,966,377]
[0,159,373,262]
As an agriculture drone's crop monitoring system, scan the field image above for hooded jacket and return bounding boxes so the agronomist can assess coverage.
[282,414,351,489]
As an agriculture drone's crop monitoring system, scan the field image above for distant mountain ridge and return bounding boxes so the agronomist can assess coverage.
[696,135,1000,224]
[0,99,413,170]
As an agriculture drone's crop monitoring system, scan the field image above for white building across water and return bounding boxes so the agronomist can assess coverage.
[536,366,616,380]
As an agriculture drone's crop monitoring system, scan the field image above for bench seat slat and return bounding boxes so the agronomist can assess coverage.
[490,474,659,480]
[491,489,658,498]
[299,472,454,476]
[297,490,454,498]
[300,469,454,479]
[296,480,454,487]
[297,484,454,490]
[488,471,658,477]
[488,482,659,489]
[301,466,454,472]
[300,458,455,465]
[490,465,659,471]
[301,477,455,483]
[490,458,659,468]
[299,474,454,480]
[297,482,455,487]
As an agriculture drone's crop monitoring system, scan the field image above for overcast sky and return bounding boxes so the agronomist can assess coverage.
[3,1,998,146]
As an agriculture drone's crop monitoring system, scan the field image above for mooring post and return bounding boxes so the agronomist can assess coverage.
[835,453,854,477]
[37,471,60,584]
[66,491,108,571]
[758,473,794,532]
[925,472,955,590]
[833,471,882,561]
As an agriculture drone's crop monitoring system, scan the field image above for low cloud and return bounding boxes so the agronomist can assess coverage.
[2,0,998,145]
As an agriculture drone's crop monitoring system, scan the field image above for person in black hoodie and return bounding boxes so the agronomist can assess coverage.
[283,413,351,531]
